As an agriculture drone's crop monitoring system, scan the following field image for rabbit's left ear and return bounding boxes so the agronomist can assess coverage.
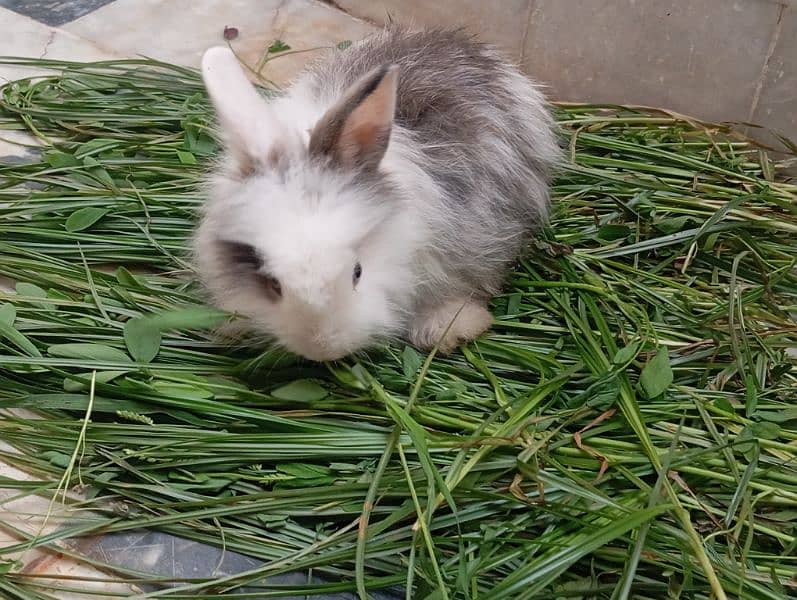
[309,64,398,171]
[201,47,277,176]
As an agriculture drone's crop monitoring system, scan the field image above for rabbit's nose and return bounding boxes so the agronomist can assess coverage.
[306,297,327,311]
[291,283,330,309]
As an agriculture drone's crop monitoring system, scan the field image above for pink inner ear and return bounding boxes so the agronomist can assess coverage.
[340,69,396,161]
[339,120,385,164]
[351,121,378,146]
[235,155,256,179]
[308,65,398,169]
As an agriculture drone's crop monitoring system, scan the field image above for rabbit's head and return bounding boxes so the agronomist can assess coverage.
[195,48,417,360]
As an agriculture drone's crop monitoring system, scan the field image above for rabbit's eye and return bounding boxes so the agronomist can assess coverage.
[219,240,281,300]
[352,261,362,286]
[222,241,262,270]
[257,273,282,300]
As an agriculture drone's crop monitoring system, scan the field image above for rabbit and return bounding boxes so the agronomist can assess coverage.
[194,26,560,361]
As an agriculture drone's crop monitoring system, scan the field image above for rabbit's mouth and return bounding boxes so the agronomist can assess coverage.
[288,342,351,363]
[281,328,357,362]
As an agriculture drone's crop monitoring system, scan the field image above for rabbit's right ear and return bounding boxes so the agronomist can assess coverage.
[309,64,398,171]
[201,47,275,177]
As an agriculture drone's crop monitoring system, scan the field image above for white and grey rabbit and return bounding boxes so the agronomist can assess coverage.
[195,26,560,361]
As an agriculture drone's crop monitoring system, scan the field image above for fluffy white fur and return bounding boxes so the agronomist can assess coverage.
[197,48,426,360]
[195,28,559,361]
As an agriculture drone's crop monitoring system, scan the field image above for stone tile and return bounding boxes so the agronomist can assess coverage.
[0,0,117,26]
[335,0,532,61]
[0,129,43,169]
[0,411,137,597]
[750,6,797,146]
[65,0,375,86]
[0,7,116,85]
[522,0,782,125]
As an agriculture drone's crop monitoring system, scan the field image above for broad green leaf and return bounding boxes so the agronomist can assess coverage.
[506,292,522,316]
[174,476,233,491]
[750,421,780,440]
[597,224,631,241]
[655,215,693,234]
[15,282,51,310]
[271,379,328,402]
[435,380,466,401]
[277,463,332,478]
[401,345,423,378]
[757,408,797,422]
[192,133,216,156]
[0,303,15,325]
[115,266,144,288]
[612,341,640,365]
[0,318,42,357]
[65,207,108,232]
[736,426,757,461]
[639,347,672,399]
[587,382,620,409]
[123,309,223,359]
[256,514,288,527]
[63,370,127,392]
[124,318,161,363]
[44,151,79,168]
[41,451,72,468]
[267,39,291,53]
[176,150,197,165]
[83,156,115,188]
[328,365,367,390]
[75,138,118,157]
[48,343,132,364]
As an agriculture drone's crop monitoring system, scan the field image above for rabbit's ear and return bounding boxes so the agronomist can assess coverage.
[201,47,275,176]
[309,64,398,171]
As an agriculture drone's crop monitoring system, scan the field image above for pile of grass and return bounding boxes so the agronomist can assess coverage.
[0,58,795,599]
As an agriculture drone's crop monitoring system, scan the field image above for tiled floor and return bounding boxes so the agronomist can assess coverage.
[0,0,117,25]
[0,2,374,597]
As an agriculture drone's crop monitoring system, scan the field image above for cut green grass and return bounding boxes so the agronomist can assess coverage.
[0,57,795,599]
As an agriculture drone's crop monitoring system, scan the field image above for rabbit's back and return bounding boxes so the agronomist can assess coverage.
[300,27,559,299]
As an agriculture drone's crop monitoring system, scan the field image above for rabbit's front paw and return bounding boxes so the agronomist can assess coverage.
[409,300,492,353]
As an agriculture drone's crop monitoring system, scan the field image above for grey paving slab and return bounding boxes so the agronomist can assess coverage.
[521,0,782,125]
[0,0,117,26]
[750,5,797,145]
